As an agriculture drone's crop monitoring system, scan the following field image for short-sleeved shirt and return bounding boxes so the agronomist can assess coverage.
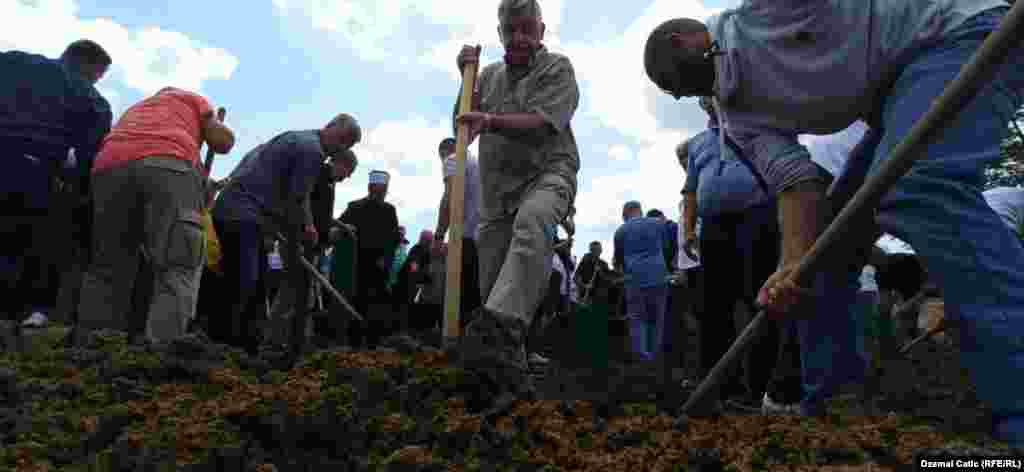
[983,187,1024,235]
[614,216,670,289]
[676,198,701,270]
[800,121,871,177]
[93,87,213,175]
[472,46,581,220]
[213,130,324,228]
[683,127,769,217]
[859,265,879,293]
[707,0,1006,195]
[443,152,482,241]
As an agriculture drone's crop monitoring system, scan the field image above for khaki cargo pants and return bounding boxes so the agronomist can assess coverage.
[78,156,205,343]
[479,174,571,325]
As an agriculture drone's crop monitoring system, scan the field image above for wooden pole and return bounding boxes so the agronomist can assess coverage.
[276,232,364,322]
[681,1,1024,415]
[443,60,479,347]
[203,107,227,172]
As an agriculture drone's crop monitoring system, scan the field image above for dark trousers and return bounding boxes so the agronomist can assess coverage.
[699,201,794,400]
[350,248,391,349]
[1,147,62,320]
[460,238,482,315]
[211,218,268,350]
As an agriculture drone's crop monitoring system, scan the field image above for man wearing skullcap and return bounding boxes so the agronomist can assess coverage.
[644,1,1024,444]
[212,115,360,351]
[339,169,400,349]
[452,0,580,397]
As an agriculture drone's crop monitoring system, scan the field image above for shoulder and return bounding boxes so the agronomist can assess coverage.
[346,198,369,209]
[480,62,504,82]
[536,51,576,78]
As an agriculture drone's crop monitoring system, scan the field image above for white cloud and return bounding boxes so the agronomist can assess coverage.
[608,144,634,162]
[273,0,738,253]
[331,115,474,227]
[272,0,564,80]
[0,0,239,97]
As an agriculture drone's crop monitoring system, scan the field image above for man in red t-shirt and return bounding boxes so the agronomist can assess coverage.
[78,86,235,344]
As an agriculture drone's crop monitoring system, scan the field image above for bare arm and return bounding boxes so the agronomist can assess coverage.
[683,191,698,239]
[201,111,235,154]
[435,178,452,239]
[779,181,828,267]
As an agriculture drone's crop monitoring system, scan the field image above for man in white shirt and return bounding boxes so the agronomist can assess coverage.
[433,137,484,316]
[984,187,1024,239]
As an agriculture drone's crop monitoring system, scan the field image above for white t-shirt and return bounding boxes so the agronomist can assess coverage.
[268,245,283,271]
[800,120,870,178]
[676,198,701,270]
[983,187,1024,235]
[859,265,878,293]
[444,152,482,241]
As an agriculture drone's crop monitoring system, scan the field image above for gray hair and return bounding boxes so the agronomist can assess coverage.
[499,0,542,21]
[326,113,362,144]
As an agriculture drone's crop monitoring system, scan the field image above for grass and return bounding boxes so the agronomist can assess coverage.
[0,323,1014,472]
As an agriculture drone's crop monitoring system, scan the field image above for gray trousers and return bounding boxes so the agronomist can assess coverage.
[78,156,205,343]
[478,174,571,324]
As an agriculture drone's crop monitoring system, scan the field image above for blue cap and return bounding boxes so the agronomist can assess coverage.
[623,200,642,211]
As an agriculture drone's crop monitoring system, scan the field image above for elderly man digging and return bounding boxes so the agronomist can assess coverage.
[452,0,580,398]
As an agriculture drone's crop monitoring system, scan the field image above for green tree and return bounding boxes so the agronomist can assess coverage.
[984,106,1024,189]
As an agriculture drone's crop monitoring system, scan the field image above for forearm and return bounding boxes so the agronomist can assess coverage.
[778,181,828,268]
[435,193,451,238]
[683,192,698,236]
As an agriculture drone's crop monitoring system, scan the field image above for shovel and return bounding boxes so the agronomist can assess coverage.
[680,1,1024,415]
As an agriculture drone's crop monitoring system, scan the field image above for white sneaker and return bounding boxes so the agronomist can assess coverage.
[21,312,48,328]
[761,392,800,415]
[528,352,550,364]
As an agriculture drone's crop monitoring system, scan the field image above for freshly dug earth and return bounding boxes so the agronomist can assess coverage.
[0,323,1014,472]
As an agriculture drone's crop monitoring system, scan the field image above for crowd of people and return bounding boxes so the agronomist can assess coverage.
[2,0,1023,450]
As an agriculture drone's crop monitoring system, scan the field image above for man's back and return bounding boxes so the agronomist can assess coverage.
[0,50,110,159]
[684,127,767,217]
[214,130,322,224]
[615,217,669,288]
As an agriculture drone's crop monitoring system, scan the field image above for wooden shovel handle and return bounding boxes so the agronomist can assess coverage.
[442,58,479,345]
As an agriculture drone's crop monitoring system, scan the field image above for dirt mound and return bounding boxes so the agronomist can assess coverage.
[0,328,1014,472]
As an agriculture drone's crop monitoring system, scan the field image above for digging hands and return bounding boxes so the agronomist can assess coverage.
[757,262,812,318]
[456,45,486,145]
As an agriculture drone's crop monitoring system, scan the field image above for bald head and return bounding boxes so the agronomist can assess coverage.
[644,18,716,99]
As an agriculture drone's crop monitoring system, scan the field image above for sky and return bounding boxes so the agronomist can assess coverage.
[1,0,914,258]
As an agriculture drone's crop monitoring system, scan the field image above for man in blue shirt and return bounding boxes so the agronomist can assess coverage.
[213,115,361,352]
[613,201,671,362]
[645,2,1024,445]
[681,97,788,411]
[0,40,112,327]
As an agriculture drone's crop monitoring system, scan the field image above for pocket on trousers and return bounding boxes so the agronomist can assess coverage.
[166,209,205,269]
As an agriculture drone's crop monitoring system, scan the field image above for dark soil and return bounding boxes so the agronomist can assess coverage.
[0,312,1015,472]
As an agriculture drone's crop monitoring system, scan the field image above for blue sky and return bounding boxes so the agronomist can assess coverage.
[2,0,913,258]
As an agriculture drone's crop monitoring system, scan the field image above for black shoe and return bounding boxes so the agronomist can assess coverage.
[456,307,531,396]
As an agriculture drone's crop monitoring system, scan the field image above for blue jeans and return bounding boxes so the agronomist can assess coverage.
[801,8,1024,445]
[625,285,669,361]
